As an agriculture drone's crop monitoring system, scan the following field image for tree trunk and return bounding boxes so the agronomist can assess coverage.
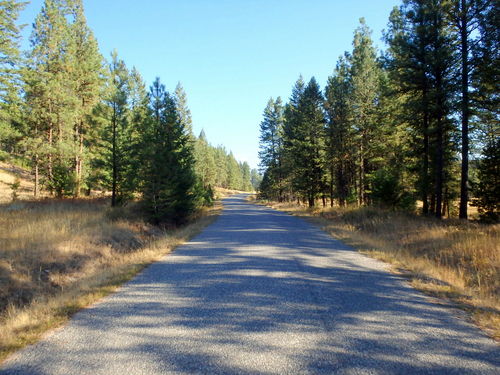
[442,187,448,218]
[359,155,364,206]
[79,132,84,185]
[422,105,430,215]
[111,107,117,207]
[338,161,346,207]
[308,196,315,208]
[34,156,39,197]
[435,116,444,219]
[330,166,334,207]
[48,128,53,194]
[363,157,369,205]
[459,2,469,219]
[74,121,85,198]
[434,54,446,220]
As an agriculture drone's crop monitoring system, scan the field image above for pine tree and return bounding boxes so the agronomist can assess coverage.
[282,76,305,201]
[425,0,457,218]
[239,161,252,191]
[324,55,355,206]
[0,0,26,156]
[385,5,431,213]
[471,0,499,221]
[66,0,104,196]
[386,1,456,218]
[127,66,150,194]
[226,152,242,190]
[284,77,325,207]
[473,0,499,152]
[473,137,499,222]
[103,51,131,206]
[141,78,198,224]
[174,82,193,137]
[214,145,229,188]
[258,97,285,200]
[24,0,76,197]
[194,130,216,187]
[349,18,383,206]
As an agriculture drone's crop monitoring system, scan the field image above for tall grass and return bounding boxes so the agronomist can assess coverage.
[264,201,500,339]
[0,199,220,361]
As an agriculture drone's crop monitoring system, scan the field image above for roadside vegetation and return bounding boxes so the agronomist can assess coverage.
[0,0,258,362]
[258,2,498,223]
[258,198,499,340]
[256,0,498,339]
[1,0,259,212]
[0,192,230,362]
[0,156,240,362]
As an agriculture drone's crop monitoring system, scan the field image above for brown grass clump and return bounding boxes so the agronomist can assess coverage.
[0,198,221,362]
[262,200,500,340]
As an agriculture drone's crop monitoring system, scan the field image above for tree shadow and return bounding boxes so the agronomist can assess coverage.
[1,195,499,374]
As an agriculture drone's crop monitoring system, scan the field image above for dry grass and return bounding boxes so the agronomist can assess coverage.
[214,187,252,199]
[0,198,222,362]
[0,161,43,203]
[260,199,500,340]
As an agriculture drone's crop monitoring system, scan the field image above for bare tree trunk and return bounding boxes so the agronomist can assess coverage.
[435,59,445,219]
[423,109,430,215]
[435,116,444,219]
[359,154,364,206]
[459,0,470,219]
[77,131,84,196]
[34,156,39,197]
[48,128,53,194]
[308,196,315,208]
[330,166,334,207]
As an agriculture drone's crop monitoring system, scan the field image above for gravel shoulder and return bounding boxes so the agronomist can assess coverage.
[1,194,498,374]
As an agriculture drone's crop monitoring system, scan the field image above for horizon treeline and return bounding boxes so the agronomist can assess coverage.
[258,0,498,222]
[0,0,257,223]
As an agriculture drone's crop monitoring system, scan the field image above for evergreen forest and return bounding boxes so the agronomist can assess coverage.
[258,0,498,222]
[0,0,258,224]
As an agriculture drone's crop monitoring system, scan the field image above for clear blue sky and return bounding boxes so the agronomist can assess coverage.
[19,0,400,169]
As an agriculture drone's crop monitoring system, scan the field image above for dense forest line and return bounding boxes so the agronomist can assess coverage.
[0,0,258,223]
[258,0,498,222]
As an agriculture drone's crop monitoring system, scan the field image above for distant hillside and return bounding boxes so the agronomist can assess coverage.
[0,161,41,203]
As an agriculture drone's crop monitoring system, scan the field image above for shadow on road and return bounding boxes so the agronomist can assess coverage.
[2,195,499,375]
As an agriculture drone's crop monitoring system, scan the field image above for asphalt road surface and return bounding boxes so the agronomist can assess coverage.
[1,195,498,374]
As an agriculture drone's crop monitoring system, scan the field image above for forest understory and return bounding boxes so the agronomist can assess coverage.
[256,197,500,341]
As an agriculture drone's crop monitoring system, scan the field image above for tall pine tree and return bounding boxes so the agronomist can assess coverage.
[25,0,76,197]
[284,77,325,207]
[66,0,104,196]
[258,97,285,200]
[141,78,198,224]
[324,55,355,206]
[349,19,383,206]
[0,0,26,155]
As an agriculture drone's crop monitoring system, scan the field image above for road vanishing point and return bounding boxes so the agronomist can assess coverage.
[1,195,498,375]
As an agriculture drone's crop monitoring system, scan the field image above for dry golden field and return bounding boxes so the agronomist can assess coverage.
[259,199,500,340]
[0,197,221,362]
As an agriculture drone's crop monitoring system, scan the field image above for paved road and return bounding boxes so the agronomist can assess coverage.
[1,195,499,374]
